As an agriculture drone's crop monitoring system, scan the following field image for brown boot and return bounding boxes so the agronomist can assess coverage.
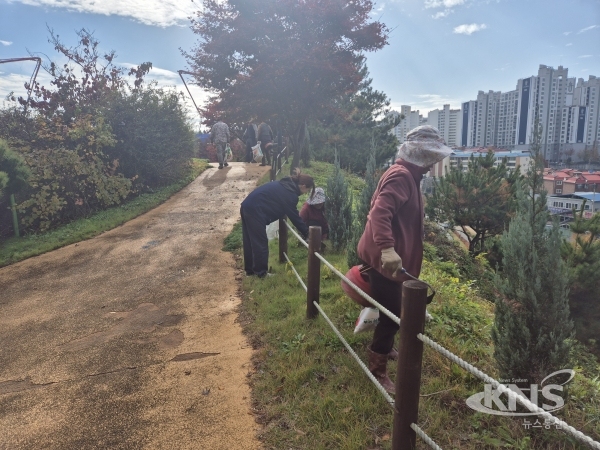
[388,348,398,361]
[367,346,395,395]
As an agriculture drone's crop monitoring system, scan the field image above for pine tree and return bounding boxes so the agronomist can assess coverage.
[326,152,353,252]
[347,149,380,267]
[492,121,573,384]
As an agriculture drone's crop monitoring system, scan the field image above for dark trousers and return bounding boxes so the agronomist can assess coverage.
[241,207,269,277]
[368,268,402,354]
[245,140,255,162]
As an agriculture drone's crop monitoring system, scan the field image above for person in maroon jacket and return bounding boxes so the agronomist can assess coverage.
[357,125,453,395]
[299,187,329,240]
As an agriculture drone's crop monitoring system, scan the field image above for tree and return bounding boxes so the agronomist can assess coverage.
[23,28,151,120]
[562,203,600,292]
[426,152,520,254]
[309,64,399,173]
[0,139,29,198]
[183,0,388,172]
[492,122,573,384]
[326,153,353,252]
[347,149,379,267]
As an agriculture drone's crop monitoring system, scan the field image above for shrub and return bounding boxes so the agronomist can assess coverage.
[326,154,352,252]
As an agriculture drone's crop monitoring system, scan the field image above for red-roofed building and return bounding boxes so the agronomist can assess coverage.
[543,168,600,195]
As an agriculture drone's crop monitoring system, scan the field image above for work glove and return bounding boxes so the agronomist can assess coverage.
[381,247,403,278]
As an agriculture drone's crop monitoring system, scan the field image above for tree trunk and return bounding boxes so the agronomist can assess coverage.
[290,120,307,175]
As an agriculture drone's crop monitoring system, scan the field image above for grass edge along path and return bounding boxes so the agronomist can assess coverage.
[0,158,210,268]
[225,161,600,449]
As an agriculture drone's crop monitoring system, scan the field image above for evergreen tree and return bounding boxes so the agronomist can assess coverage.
[426,151,520,255]
[0,139,30,198]
[492,122,573,384]
[347,149,380,267]
[326,152,353,252]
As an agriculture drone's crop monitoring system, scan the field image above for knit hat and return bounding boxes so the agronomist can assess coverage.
[396,125,453,168]
[307,187,326,205]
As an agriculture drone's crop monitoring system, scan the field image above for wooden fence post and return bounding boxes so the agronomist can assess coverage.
[270,154,276,181]
[306,226,321,319]
[279,217,288,263]
[392,280,428,450]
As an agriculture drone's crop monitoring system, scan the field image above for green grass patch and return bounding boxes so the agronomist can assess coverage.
[228,160,600,449]
[0,158,209,267]
[223,220,243,252]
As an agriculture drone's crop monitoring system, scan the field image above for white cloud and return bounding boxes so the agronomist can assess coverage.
[563,31,572,36]
[453,23,487,35]
[577,25,599,34]
[0,40,13,46]
[12,0,197,27]
[432,9,453,19]
[390,94,462,114]
[566,43,573,46]
[425,0,465,8]
[578,54,593,58]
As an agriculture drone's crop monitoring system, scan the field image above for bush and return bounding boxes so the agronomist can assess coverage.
[325,154,352,252]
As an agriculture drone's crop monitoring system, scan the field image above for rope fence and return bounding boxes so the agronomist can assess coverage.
[276,222,600,450]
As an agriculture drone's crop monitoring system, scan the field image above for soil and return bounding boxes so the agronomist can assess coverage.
[0,162,269,450]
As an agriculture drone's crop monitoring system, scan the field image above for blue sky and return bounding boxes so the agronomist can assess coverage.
[1,0,599,130]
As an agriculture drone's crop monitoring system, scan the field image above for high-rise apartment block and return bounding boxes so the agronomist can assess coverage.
[390,105,426,143]
[390,64,598,162]
[427,104,462,147]
[460,65,599,161]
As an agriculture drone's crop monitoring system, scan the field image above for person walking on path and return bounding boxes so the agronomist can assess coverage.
[357,125,452,395]
[210,120,231,169]
[240,171,314,278]
[299,187,329,240]
[257,121,274,166]
[242,122,258,163]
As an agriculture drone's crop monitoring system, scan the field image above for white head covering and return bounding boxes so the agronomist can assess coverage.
[396,125,453,167]
[307,187,326,205]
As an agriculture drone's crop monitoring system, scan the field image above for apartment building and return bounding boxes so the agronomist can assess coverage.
[427,104,462,147]
[390,105,426,143]
[460,65,599,162]
[428,149,531,178]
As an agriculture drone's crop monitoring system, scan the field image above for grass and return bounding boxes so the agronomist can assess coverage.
[0,158,209,267]
[227,161,600,449]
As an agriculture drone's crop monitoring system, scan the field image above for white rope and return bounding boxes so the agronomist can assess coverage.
[312,252,433,324]
[282,252,307,292]
[312,301,395,406]
[418,333,600,450]
[411,423,443,450]
[314,252,401,325]
[284,220,308,248]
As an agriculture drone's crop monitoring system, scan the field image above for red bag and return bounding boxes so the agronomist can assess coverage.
[341,265,373,308]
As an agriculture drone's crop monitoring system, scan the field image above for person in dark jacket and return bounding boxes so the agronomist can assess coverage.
[257,121,274,166]
[299,187,329,239]
[241,171,315,278]
[243,122,258,163]
[357,125,452,395]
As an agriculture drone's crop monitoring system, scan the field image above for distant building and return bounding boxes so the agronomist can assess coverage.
[547,192,600,219]
[427,104,462,147]
[428,149,531,178]
[542,168,600,195]
[390,106,425,143]
[460,65,600,162]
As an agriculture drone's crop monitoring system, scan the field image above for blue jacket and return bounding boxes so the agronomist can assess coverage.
[241,177,309,237]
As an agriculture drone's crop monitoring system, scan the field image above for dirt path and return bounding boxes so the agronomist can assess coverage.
[0,162,268,450]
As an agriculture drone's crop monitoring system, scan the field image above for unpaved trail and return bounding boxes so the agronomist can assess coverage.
[0,162,268,450]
